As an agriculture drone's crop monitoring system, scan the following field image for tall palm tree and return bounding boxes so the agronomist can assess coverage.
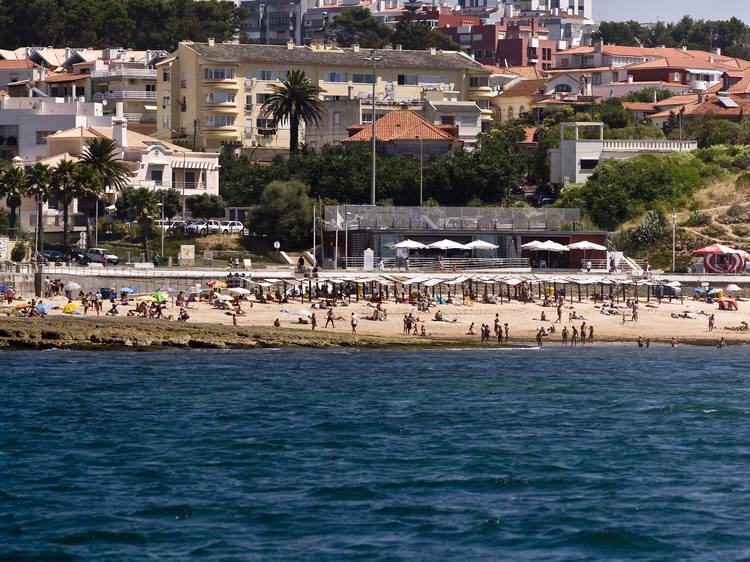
[51,159,77,248]
[72,164,104,250]
[25,162,53,254]
[0,166,27,238]
[80,137,133,248]
[261,70,325,155]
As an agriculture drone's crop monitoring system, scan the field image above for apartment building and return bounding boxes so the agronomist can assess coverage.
[155,40,493,152]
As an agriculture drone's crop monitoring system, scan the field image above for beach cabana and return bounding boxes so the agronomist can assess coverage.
[694,244,747,273]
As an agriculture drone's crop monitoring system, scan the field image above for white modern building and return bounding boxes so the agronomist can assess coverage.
[549,122,697,184]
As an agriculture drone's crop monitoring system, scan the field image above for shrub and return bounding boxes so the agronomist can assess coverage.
[702,224,727,238]
[0,209,8,235]
[736,173,750,190]
[679,211,711,227]
[10,240,27,262]
[733,225,750,237]
[725,204,746,217]
[717,204,750,224]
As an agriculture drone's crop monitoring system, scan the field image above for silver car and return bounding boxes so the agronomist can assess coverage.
[220,220,244,234]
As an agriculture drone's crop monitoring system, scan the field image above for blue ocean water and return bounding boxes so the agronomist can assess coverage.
[2,347,750,560]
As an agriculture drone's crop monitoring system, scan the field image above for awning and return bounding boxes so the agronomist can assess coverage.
[173,160,215,170]
[144,104,157,111]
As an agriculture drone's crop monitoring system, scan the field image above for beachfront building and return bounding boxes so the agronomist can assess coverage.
[155,40,493,154]
[322,204,606,269]
[548,121,697,185]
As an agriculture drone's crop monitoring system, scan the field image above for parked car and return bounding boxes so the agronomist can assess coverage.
[87,247,119,265]
[41,249,63,263]
[186,220,207,235]
[207,220,222,234]
[154,219,171,231]
[220,220,244,234]
[170,220,187,233]
[51,246,90,264]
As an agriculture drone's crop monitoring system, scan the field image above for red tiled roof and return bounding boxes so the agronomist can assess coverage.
[498,78,546,97]
[342,109,460,143]
[44,73,87,83]
[0,60,34,69]
[651,92,750,118]
[622,102,656,112]
[653,94,699,107]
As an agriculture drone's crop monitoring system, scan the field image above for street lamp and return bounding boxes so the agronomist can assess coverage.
[415,135,423,206]
[364,49,382,206]
[672,207,676,272]
[344,208,351,269]
[160,191,165,260]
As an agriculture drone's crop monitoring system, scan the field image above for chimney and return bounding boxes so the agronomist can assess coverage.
[430,47,437,55]
[113,102,127,148]
[653,89,657,103]
[287,40,295,50]
[627,75,633,83]
[207,37,215,47]
[709,56,714,63]
[353,44,360,53]
[698,92,704,103]
[714,47,721,55]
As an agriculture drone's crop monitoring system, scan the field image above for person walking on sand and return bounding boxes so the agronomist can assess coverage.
[631,303,639,322]
[588,325,594,344]
[708,313,715,332]
[556,303,563,323]
[580,322,586,345]
[504,323,509,342]
[562,326,569,346]
[325,308,335,328]
[311,312,317,331]
[571,327,578,346]
[351,312,358,333]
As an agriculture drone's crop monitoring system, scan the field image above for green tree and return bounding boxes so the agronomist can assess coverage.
[622,87,673,103]
[156,188,182,219]
[24,162,53,253]
[80,137,133,195]
[326,7,393,48]
[0,208,8,235]
[0,166,26,236]
[248,180,312,249]
[596,98,632,129]
[391,6,462,51]
[186,193,226,220]
[116,186,161,256]
[261,70,326,156]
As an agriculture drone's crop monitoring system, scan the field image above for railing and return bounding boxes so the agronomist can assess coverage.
[601,139,697,151]
[123,112,156,124]
[93,91,157,101]
[340,256,529,271]
[91,68,157,79]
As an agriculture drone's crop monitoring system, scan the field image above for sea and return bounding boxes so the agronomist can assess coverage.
[2,347,750,560]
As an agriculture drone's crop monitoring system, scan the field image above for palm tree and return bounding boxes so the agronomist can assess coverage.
[80,137,133,248]
[25,163,53,254]
[72,165,104,250]
[51,159,77,247]
[261,70,325,155]
[0,166,27,238]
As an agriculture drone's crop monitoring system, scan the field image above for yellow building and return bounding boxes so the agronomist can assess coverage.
[491,78,547,123]
[156,40,493,151]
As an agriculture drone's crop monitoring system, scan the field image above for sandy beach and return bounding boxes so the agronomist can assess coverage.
[3,288,749,348]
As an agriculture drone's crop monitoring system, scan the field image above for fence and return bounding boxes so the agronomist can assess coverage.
[341,256,529,271]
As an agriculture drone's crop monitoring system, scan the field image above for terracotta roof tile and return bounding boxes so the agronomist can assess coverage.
[622,102,656,111]
[342,109,461,143]
[498,78,546,97]
[0,60,34,69]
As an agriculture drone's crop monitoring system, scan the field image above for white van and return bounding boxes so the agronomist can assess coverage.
[87,247,119,265]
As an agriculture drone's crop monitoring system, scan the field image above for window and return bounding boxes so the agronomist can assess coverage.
[203,91,235,103]
[472,34,483,41]
[9,73,17,82]
[255,93,272,104]
[476,99,490,109]
[162,70,170,82]
[580,159,599,171]
[420,75,441,85]
[397,74,418,86]
[146,84,156,92]
[674,72,680,82]
[245,94,253,110]
[162,94,170,108]
[35,131,53,145]
[485,50,494,58]
[204,115,235,127]
[555,84,571,93]
[469,76,489,88]
[353,73,374,84]
[150,170,163,183]
[203,68,235,80]
[256,117,276,129]
[441,116,455,125]
[256,70,278,81]
[460,116,476,127]
[162,115,170,129]
[507,107,514,119]
[333,111,340,126]
[560,57,569,67]
[324,71,347,83]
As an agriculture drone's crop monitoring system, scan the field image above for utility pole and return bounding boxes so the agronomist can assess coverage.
[416,135,423,206]
[192,118,199,151]
[672,208,676,272]
[364,49,381,206]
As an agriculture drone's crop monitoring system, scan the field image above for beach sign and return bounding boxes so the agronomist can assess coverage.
[364,248,374,270]
[180,245,195,265]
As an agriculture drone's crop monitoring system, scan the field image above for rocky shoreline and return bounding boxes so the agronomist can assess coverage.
[0,317,489,351]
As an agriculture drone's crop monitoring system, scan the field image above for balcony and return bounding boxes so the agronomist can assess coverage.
[123,112,156,124]
[93,90,157,101]
[90,67,157,80]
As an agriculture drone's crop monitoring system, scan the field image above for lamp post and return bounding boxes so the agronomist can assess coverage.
[161,191,165,259]
[181,151,187,220]
[672,207,677,273]
[344,208,351,269]
[415,135,423,206]
[364,49,381,206]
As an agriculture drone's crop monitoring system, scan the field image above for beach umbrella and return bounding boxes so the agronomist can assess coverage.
[692,287,707,293]
[228,287,250,295]
[159,286,175,292]
[537,240,569,252]
[185,287,202,294]
[707,288,722,296]
[207,280,228,288]
[37,302,53,313]
[666,281,682,288]
[567,240,607,251]
[136,295,156,302]
[392,239,427,250]
[152,291,169,303]
[62,301,80,313]
[520,240,544,250]
[0,285,10,291]
[63,282,81,292]
[463,240,499,250]
[217,294,234,302]
[119,287,136,293]
[427,239,467,250]
[693,243,737,255]
[725,284,742,292]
